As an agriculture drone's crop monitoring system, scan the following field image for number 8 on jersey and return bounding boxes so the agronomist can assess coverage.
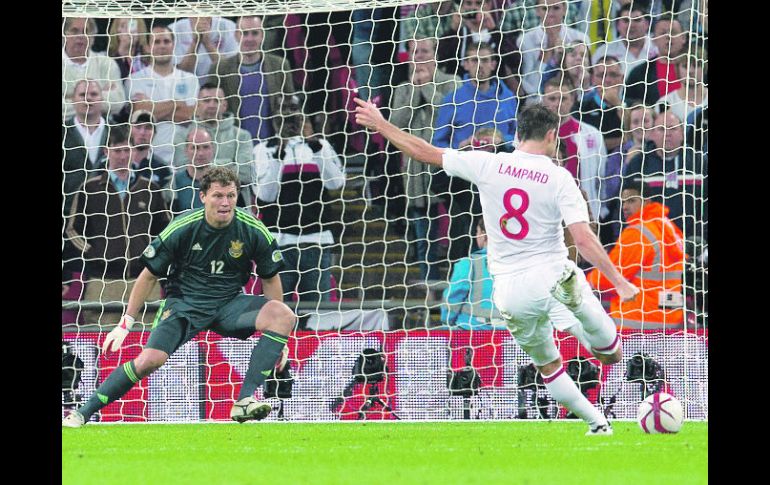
[500,188,530,240]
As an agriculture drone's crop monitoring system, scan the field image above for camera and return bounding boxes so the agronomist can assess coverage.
[626,352,666,399]
[566,356,599,394]
[564,356,600,419]
[447,348,481,398]
[263,363,294,400]
[353,348,386,384]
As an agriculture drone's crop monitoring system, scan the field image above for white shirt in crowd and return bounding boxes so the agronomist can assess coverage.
[169,17,239,79]
[567,121,607,221]
[253,136,346,246]
[62,48,126,120]
[517,26,590,98]
[125,67,200,163]
[442,149,589,277]
[73,116,107,168]
[591,36,658,79]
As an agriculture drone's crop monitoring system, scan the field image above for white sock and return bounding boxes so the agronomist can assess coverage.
[542,366,607,428]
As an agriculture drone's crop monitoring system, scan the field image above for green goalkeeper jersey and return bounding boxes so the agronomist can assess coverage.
[141,207,283,306]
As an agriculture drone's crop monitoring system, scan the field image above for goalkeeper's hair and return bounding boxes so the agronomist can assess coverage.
[516,105,560,142]
[200,167,241,194]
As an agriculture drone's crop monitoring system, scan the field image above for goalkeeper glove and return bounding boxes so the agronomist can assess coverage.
[102,314,136,354]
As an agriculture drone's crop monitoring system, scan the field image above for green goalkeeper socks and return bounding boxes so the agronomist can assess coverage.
[78,361,141,421]
[238,331,288,400]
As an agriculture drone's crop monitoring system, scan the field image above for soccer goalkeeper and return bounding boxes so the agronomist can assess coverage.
[63,167,296,427]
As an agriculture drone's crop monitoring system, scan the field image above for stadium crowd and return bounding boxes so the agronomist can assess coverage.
[62,0,708,330]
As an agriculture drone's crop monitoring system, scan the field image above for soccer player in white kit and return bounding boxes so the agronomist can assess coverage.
[354,99,640,435]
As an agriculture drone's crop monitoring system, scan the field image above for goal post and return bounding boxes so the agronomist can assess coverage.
[62,0,708,423]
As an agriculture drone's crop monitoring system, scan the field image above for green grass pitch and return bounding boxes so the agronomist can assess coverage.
[62,421,707,485]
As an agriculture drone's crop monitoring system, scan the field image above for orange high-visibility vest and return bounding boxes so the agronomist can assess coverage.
[587,202,686,329]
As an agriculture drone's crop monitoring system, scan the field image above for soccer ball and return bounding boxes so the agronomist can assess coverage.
[637,392,684,434]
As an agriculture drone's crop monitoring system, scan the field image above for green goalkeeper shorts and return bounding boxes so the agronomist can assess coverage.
[145,294,268,355]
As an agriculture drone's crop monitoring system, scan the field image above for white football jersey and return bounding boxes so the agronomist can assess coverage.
[443,148,589,277]
[126,67,199,162]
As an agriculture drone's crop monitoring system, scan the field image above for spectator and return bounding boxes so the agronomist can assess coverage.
[433,42,516,263]
[400,1,459,44]
[621,104,656,164]
[253,102,345,305]
[503,0,590,35]
[686,104,707,156]
[63,79,109,216]
[65,124,171,325]
[554,139,597,266]
[260,14,287,54]
[624,16,687,106]
[541,75,606,223]
[433,42,518,150]
[655,47,708,123]
[169,127,214,214]
[578,55,625,152]
[436,0,520,91]
[169,16,239,80]
[126,25,200,163]
[438,125,505,268]
[390,37,460,281]
[678,0,708,41]
[283,11,352,127]
[516,0,590,100]
[62,17,127,121]
[591,1,658,79]
[107,18,151,80]
[623,110,707,241]
[600,104,656,244]
[206,16,296,144]
[351,8,390,101]
[173,83,255,204]
[128,110,173,190]
[580,0,615,46]
[587,180,685,330]
[540,40,593,102]
[470,126,508,152]
[441,218,506,329]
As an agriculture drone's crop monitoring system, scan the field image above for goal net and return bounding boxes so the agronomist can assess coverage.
[62,0,708,423]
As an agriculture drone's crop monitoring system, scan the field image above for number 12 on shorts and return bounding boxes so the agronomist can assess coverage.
[499,188,529,240]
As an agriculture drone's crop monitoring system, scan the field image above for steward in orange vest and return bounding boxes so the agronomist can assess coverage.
[587,181,686,329]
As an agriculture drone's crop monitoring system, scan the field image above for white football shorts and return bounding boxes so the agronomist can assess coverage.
[492,259,619,366]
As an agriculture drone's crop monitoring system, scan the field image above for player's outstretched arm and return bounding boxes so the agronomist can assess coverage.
[567,221,640,302]
[353,97,445,167]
